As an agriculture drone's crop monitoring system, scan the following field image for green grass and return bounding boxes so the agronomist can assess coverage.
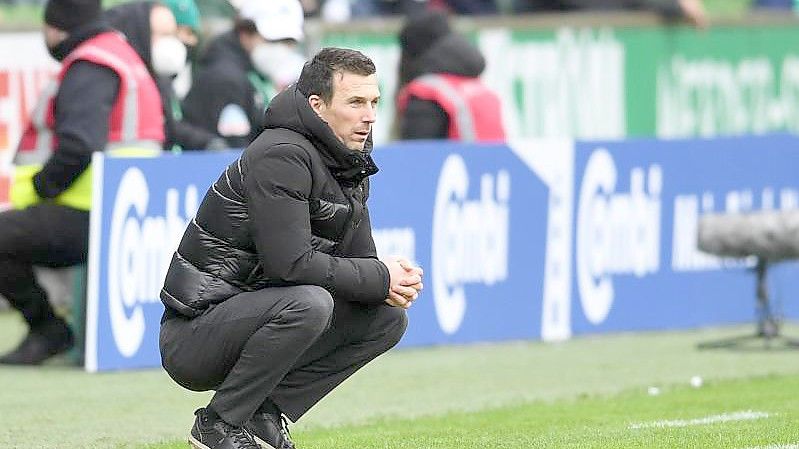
[2,311,799,448]
[151,375,799,449]
[703,0,754,18]
[329,375,799,449]
[297,374,799,448]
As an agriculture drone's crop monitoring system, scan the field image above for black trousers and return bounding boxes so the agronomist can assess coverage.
[0,204,90,327]
[159,285,408,426]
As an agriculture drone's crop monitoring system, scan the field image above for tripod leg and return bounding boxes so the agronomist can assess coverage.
[697,258,799,350]
[755,259,779,339]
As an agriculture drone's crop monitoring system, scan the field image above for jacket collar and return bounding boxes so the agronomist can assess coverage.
[263,85,379,185]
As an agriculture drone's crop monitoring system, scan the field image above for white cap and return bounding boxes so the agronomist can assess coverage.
[239,0,305,42]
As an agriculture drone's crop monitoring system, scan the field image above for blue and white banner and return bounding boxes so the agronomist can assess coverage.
[370,142,550,346]
[565,136,799,336]
[85,151,240,372]
[84,136,799,371]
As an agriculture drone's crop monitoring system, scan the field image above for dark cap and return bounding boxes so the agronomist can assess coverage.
[399,10,452,59]
[44,0,101,32]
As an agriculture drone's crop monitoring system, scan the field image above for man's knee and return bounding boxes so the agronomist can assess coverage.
[281,285,334,333]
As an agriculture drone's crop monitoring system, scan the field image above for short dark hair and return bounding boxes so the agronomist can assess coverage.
[297,47,376,104]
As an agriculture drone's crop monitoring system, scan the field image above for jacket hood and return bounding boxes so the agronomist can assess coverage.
[199,30,253,72]
[417,33,485,78]
[104,1,155,69]
[263,85,378,184]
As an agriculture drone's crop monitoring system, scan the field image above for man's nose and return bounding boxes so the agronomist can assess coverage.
[363,103,377,123]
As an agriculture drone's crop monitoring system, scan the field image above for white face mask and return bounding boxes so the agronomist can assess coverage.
[151,36,187,77]
[250,42,305,89]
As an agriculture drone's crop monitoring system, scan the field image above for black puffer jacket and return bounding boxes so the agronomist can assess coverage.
[161,86,390,318]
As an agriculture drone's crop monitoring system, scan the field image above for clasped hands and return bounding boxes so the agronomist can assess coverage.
[381,256,423,309]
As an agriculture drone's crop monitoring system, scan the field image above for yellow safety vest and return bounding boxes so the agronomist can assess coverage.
[10,146,161,211]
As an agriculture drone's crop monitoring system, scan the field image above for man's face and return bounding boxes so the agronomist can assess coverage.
[310,72,380,152]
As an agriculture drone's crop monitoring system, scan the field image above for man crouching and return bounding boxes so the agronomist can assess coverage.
[159,47,423,449]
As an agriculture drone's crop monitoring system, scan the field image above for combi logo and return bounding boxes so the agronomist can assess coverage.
[575,148,662,324]
[107,168,198,357]
[431,154,511,334]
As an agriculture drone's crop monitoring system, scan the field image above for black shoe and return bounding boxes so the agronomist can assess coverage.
[189,408,259,449]
[0,318,74,365]
[245,406,295,449]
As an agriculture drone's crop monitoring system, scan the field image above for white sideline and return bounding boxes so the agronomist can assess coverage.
[743,445,799,449]
[628,410,771,429]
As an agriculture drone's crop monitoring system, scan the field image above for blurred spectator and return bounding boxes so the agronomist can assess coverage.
[513,0,708,28]
[162,0,201,50]
[105,1,216,152]
[396,10,505,141]
[181,0,306,149]
[161,0,202,99]
[1,0,164,365]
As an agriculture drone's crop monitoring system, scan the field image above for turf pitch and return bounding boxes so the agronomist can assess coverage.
[1,312,799,448]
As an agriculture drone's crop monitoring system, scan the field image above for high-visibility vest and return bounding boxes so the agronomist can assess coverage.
[12,31,164,211]
[397,73,506,142]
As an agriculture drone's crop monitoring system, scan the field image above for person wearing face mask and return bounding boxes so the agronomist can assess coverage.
[1,0,164,365]
[181,0,306,149]
[161,0,202,100]
[105,0,217,152]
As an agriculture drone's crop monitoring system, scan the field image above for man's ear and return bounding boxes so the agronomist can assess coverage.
[308,95,324,116]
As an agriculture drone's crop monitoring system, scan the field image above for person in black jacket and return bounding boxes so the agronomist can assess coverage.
[159,47,423,449]
[0,0,165,365]
[181,0,307,150]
